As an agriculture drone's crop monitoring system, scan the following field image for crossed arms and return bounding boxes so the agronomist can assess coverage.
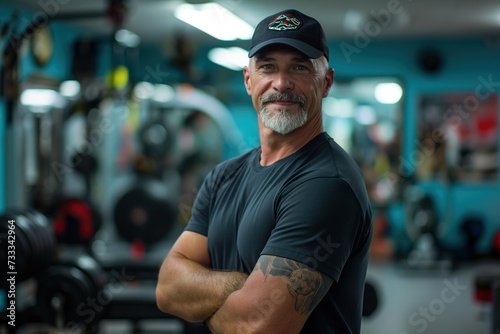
[156,231,333,334]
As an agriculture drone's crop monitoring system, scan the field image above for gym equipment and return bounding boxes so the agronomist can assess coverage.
[492,229,500,259]
[35,253,107,331]
[112,175,178,245]
[474,274,500,334]
[1,11,23,123]
[0,209,57,284]
[495,281,500,334]
[150,85,245,160]
[70,150,98,182]
[48,105,103,247]
[130,118,177,178]
[0,210,187,332]
[34,256,210,334]
[400,187,454,272]
[405,190,438,262]
[139,120,175,162]
[460,214,486,259]
[51,198,103,246]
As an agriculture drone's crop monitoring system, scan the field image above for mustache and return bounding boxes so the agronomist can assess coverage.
[260,93,306,106]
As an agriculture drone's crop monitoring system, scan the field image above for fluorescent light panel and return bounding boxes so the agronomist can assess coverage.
[208,47,248,70]
[20,89,65,110]
[174,3,254,41]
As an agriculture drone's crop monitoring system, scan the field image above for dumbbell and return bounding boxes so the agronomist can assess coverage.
[0,209,57,285]
[35,253,107,331]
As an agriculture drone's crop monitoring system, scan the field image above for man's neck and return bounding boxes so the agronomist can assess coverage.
[258,121,323,166]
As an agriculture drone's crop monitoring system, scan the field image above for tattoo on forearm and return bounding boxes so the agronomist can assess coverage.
[256,256,329,315]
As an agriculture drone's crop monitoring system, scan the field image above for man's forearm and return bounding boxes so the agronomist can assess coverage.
[206,289,252,334]
[156,254,248,322]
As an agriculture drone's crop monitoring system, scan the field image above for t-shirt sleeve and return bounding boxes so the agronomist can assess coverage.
[261,177,366,282]
[184,170,214,236]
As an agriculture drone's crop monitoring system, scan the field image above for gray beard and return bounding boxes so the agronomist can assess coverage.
[260,107,307,134]
[259,93,307,135]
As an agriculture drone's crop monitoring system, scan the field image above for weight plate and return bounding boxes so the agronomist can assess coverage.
[113,184,176,244]
[139,121,174,160]
[36,254,106,329]
[52,199,102,245]
[36,265,95,328]
[24,210,57,272]
[0,212,30,284]
[12,213,37,281]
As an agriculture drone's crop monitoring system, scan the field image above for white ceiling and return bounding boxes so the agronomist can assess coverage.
[7,0,500,47]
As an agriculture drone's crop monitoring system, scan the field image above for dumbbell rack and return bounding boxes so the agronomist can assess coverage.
[1,209,210,334]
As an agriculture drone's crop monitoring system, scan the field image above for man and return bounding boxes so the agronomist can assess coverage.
[156,9,372,333]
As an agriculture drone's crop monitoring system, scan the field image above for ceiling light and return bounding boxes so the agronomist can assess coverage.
[208,47,248,70]
[374,82,403,104]
[20,89,65,111]
[115,29,141,48]
[59,80,80,98]
[343,10,365,32]
[174,3,254,41]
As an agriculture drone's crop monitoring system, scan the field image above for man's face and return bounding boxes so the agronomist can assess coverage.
[243,45,333,135]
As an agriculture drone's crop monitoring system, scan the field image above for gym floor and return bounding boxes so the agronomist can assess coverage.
[93,260,498,334]
[362,260,497,334]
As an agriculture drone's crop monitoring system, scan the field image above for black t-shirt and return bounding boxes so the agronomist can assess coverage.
[186,132,372,333]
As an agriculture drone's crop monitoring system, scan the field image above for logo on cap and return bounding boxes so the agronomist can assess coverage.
[268,14,301,31]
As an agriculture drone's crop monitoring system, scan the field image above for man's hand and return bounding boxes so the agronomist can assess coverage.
[156,231,248,322]
[207,255,333,333]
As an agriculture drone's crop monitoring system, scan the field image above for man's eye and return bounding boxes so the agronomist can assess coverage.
[295,65,308,71]
[261,64,275,70]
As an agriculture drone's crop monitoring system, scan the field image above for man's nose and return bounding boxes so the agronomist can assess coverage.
[273,71,293,92]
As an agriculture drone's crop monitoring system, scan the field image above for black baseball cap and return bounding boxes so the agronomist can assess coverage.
[248,9,329,61]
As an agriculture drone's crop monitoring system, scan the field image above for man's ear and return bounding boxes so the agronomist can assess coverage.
[323,68,334,98]
[243,66,252,96]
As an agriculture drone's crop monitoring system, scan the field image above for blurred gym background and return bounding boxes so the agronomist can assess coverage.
[0,0,499,333]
